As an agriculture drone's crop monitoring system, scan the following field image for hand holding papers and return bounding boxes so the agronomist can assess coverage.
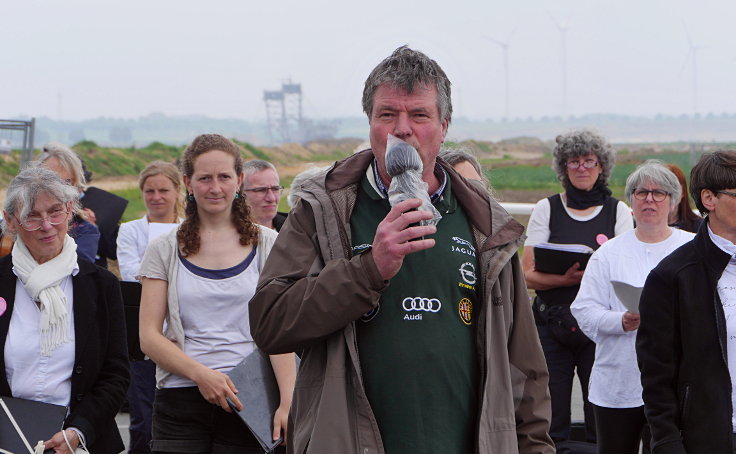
[533,242,594,275]
[611,280,643,314]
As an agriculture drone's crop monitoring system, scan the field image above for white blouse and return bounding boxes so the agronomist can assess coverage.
[117,216,180,282]
[5,267,78,406]
[571,228,694,408]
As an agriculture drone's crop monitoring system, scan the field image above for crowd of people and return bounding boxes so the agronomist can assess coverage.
[0,45,734,454]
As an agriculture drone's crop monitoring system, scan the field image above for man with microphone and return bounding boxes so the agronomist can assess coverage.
[250,46,553,454]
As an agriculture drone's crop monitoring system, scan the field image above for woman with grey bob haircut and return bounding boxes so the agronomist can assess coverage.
[624,159,681,211]
[571,159,693,454]
[522,127,634,446]
[3,166,79,234]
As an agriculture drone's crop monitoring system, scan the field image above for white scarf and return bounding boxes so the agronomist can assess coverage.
[12,235,78,356]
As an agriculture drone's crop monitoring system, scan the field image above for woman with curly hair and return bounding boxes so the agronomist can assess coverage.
[521,129,634,447]
[138,134,295,453]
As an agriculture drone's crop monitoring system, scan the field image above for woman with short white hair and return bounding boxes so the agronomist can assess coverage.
[0,166,129,453]
[571,160,695,453]
[35,142,100,263]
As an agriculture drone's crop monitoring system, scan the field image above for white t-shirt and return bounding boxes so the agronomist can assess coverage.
[525,195,634,246]
[163,253,260,389]
[571,228,694,408]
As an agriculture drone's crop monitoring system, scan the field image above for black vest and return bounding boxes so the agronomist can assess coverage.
[536,194,618,306]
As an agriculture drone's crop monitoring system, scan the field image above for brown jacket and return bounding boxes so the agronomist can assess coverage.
[250,150,554,454]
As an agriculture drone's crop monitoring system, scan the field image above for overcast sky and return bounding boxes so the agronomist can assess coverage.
[3,0,735,122]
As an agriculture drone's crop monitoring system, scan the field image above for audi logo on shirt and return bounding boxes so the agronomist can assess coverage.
[402,297,442,313]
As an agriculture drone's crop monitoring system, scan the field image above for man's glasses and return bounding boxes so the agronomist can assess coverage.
[14,206,69,231]
[566,159,599,170]
[633,188,669,202]
[244,186,284,195]
[716,190,736,198]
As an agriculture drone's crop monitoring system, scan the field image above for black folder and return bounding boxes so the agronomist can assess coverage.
[120,281,145,361]
[80,187,128,235]
[533,244,593,275]
[226,350,283,452]
[0,396,66,454]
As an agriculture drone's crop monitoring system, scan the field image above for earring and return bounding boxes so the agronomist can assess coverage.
[188,193,194,201]
[234,192,240,199]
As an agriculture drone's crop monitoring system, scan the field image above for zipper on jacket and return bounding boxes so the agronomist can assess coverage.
[473,237,489,454]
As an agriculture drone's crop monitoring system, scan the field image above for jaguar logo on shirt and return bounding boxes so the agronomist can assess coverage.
[352,244,372,255]
[451,236,476,257]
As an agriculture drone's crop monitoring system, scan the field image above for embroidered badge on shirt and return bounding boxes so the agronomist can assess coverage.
[458,298,473,325]
[458,262,476,290]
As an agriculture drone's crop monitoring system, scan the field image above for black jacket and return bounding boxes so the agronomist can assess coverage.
[0,255,130,453]
[637,219,732,453]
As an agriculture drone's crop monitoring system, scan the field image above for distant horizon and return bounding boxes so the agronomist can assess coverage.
[6,110,736,124]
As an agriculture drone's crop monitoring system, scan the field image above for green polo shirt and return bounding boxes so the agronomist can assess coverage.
[352,167,480,454]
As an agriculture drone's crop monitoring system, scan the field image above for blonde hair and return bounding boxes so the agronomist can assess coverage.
[139,161,183,219]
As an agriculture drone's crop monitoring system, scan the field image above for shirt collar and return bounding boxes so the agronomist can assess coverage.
[370,159,447,203]
[708,224,736,263]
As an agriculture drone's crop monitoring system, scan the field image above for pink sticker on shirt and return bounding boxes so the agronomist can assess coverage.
[0,297,6,317]
[596,234,609,246]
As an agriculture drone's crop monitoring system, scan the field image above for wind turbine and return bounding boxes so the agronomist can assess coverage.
[549,14,569,119]
[681,24,705,116]
[485,28,516,119]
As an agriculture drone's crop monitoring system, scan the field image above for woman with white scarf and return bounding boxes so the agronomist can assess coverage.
[0,167,129,453]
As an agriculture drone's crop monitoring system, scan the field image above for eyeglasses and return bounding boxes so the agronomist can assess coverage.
[716,190,736,198]
[566,159,599,170]
[633,188,669,202]
[14,206,69,231]
[243,186,283,195]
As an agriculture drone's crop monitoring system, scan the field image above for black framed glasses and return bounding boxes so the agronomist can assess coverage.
[566,159,599,169]
[716,190,736,198]
[14,206,69,231]
[633,188,669,202]
[243,186,284,195]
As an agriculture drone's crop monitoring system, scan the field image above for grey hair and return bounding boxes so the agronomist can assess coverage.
[362,45,452,124]
[243,160,278,186]
[552,129,616,189]
[438,146,490,190]
[2,167,79,237]
[34,142,87,192]
[624,159,682,209]
[287,165,329,208]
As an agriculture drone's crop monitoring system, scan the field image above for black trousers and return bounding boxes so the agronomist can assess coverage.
[593,404,650,454]
[537,323,596,443]
[152,387,269,454]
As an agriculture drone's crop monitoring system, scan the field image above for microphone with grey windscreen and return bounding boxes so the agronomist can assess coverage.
[384,134,442,230]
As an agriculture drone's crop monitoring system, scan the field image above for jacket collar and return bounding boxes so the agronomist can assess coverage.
[695,217,732,279]
[325,149,525,252]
